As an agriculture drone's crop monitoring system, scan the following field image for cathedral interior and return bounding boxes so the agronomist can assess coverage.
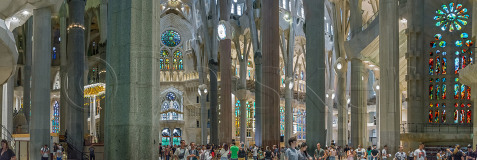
[0,0,476,159]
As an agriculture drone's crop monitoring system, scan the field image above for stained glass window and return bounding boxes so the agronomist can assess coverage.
[429,110,433,123]
[465,40,473,47]
[442,110,447,123]
[161,30,181,47]
[435,110,440,123]
[52,101,60,133]
[467,110,472,123]
[442,84,447,99]
[454,110,459,123]
[461,84,466,99]
[442,57,447,74]
[456,40,463,47]
[460,110,465,123]
[439,41,447,47]
[461,33,469,39]
[454,84,459,99]
[436,85,440,100]
[435,3,469,32]
[429,58,434,75]
[455,57,460,74]
[436,56,441,74]
[430,85,434,99]
[467,87,471,99]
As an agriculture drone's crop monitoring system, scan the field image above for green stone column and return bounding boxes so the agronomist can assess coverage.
[105,0,155,159]
[304,0,326,152]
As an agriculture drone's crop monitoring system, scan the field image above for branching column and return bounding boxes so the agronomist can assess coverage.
[335,57,348,147]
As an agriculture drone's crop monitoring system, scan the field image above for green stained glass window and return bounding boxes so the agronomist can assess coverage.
[161,30,181,47]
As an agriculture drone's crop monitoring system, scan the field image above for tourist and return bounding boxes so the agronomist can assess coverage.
[160,143,164,160]
[273,145,280,160]
[465,145,473,160]
[56,143,63,160]
[89,145,95,160]
[265,146,273,160]
[452,145,464,160]
[200,145,212,160]
[356,145,366,160]
[409,148,415,160]
[371,145,379,160]
[189,142,199,160]
[367,146,372,160]
[239,143,247,160]
[0,140,16,160]
[259,148,265,160]
[413,143,426,160]
[329,146,337,160]
[174,140,190,160]
[220,144,230,160]
[297,143,311,160]
[314,143,326,160]
[166,145,171,160]
[344,145,350,160]
[253,145,259,160]
[395,145,407,160]
[231,143,240,160]
[437,149,444,160]
[347,147,355,160]
[285,137,299,160]
[40,144,49,160]
[382,145,390,160]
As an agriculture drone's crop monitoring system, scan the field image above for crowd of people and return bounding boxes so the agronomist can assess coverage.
[157,138,477,160]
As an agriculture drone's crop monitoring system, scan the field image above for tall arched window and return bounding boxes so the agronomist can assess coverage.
[428,3,473,124]
[161,92,183,120]
[161,30,184,71]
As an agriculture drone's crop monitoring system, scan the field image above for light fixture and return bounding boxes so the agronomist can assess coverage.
[362,76,364,81]
[326,94,329,98]
[368,64,375,67]
[347,98,350,104]
[336,63,342,70]
[10,17,19,22]
[198,88,201,96]
[400,18,407,23]
[332,93,335,100]
[376,85,380,90]
[22,10,30,16]
[218,24,226,40]
[204,89,208,93]
[284,13,290,21]
[288,81,294,89]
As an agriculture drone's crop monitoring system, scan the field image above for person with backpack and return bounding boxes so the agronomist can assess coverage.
[314,143,327,160]
[40,144,49,160]
[452,145,464,160]
[174,140,190,160]
[231,143,240,160]
[239,143,247,160]
[220,144,230,160]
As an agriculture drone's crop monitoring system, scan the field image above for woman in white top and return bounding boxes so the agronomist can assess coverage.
[328,146,337,160]
[200,146,212,160]
[220,144,230,160]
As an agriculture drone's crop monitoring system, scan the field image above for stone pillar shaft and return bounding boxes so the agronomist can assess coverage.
[336,68,348,147]
[66,0,86,158]
[23,18,33,131]
[379,0,400,154]
[261,0,280,148]
[350,59,368,147]
[30,7,52,160]
[219,38,232,145]
[2,77,14,136]
[59,7,67,136]
[304,0,326,153]
[105,0,154,159]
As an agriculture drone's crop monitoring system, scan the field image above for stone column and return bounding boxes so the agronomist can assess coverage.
[30,7,52,160]
[304,0,326,152]
[334,57,348,147]
[285,0,297,147]
[219,0,232,145]
[99,97,105,143]
[23,18,33,131]
[406,0,424,137]
[238,90,247,144]
[373,80,380,146]
[105,0,154,159]
[199,84,208,145]
[326,89,335,146]
[360,69,369,146]
[66,0,86,158]
[459,64,477,146]
[379,0,400,154]
[261,0,280,148]
[59,3,68,136]
[91,96,97,139]
[246,0,262,146]
[350,58,368,147]
[2,77,14,136]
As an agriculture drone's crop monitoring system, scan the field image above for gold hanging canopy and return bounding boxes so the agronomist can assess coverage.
[84,83,106,98]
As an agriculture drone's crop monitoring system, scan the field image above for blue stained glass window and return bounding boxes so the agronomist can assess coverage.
[161,30,181,47]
